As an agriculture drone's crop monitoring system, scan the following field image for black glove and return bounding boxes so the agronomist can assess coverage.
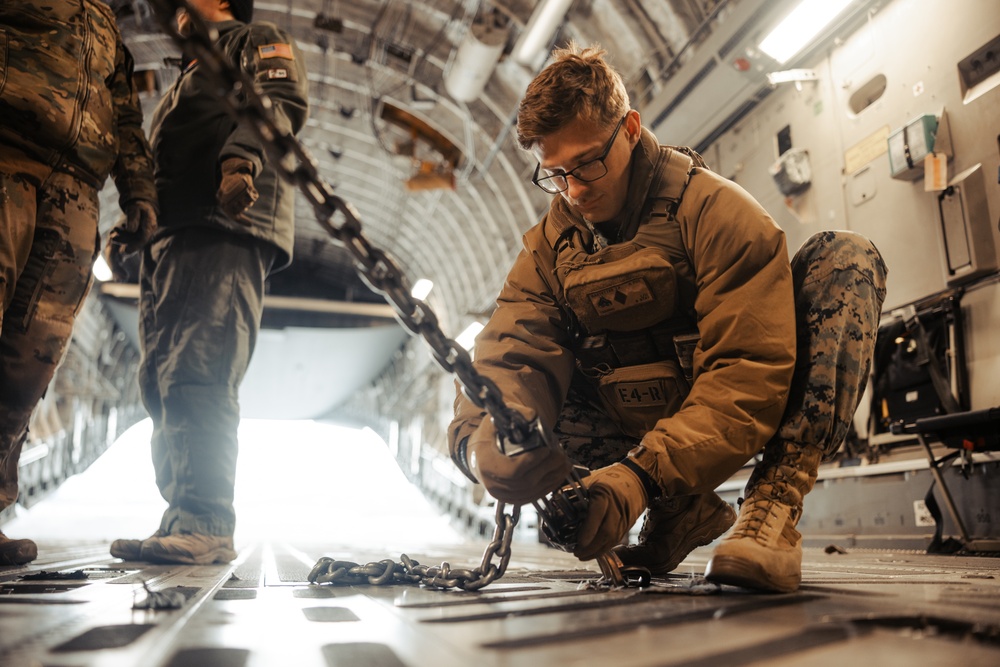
[467,417,572,506]
[573,462,649,561]
[110,199,157,255]
[217,157,258,222]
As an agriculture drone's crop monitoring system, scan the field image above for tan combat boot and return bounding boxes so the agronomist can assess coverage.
[110,530,166,560]
[0,531,37,566]
[614,492,736,576]
[705,441,822,593]
[140,533,236,565]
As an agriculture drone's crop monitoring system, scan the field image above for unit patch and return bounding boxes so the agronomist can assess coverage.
[587,278,654,316]
[612,381,667,407]
[258,43,295,60]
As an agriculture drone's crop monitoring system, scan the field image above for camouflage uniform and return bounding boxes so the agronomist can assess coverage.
[0,0,156,515]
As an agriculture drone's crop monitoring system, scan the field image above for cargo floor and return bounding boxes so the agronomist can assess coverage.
[2,538,999,667]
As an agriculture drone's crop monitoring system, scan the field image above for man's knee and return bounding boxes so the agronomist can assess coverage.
[792,231,887,304]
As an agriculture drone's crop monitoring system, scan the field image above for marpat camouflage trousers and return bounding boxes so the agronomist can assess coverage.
[555,230,888,473]
[0,167,99,511]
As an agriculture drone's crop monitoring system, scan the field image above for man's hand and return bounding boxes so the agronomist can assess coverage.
[467,418,572,505]
[217,157,258,222]
[110,200,158,255]
[574,463,649,561]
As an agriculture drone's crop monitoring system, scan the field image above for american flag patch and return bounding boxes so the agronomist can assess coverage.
[258,43,294,60]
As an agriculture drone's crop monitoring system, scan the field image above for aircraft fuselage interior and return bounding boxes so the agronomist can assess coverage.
[1,0,999,665]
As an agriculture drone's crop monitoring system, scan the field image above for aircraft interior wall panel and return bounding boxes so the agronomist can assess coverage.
[824,0,1000,409]
[835,0,1000,304]
[712,65,850,260]
[961,283,1000,409]
[710,0,1000,313]
[779,68,852,241]
[711,116,784,223]
[828,6,947,307]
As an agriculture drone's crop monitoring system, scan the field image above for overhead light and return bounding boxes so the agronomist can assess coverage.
[758,0,854,65]
[511,0,573,67]
[456,322,484,350]
[410,278,434,300]
[93,254,113,282]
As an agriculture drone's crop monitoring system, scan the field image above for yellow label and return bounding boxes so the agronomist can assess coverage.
[844,126,890,174]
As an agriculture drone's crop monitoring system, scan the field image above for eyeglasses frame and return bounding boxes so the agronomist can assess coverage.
[531,113,629,194]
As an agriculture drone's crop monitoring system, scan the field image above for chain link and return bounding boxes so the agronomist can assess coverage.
[307,502,520,590]
[147,0,545,590]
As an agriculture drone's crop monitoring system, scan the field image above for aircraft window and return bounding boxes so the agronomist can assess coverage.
[848,74,887,115]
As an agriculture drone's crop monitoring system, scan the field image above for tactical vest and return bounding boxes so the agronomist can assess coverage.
[547,145,705,437]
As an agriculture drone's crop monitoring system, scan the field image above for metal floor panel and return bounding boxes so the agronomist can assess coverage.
[1,540,999,667]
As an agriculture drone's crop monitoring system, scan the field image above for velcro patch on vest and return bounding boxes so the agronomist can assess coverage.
[588,278,654,315]
[612,381,668,407]
[258,43,295,60]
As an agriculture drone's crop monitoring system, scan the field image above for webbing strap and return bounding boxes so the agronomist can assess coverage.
[904,311,961,414]
[647,149,695,221]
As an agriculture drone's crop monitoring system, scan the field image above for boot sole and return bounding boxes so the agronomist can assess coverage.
[0,550,37,566]
[0,541,38,566]
[704,554,799,593]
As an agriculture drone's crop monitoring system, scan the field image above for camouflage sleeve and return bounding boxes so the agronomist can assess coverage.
[221,22,310,175]
[109,38,157,210]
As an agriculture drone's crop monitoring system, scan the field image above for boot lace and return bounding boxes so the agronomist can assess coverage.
[729,493,780,543]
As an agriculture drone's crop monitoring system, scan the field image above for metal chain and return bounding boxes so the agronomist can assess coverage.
[307,502,518,591]
[147,0,541,590]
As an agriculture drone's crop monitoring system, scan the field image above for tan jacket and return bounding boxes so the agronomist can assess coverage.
[450,128,796,498]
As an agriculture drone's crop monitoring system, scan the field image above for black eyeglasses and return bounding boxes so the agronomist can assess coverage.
[531,114,628,194]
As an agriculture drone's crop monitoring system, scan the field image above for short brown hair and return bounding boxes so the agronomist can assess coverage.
[515,42,630,150]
